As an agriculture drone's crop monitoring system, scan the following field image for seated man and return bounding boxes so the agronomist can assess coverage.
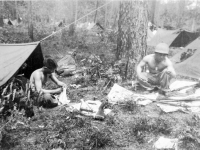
[29,57,66,108]
[136,43,176,95]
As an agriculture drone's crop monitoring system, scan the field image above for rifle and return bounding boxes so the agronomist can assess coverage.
[171,82,199,92]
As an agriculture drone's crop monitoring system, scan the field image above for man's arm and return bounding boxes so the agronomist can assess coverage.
[136,57,147,75]
[34,72,62,94]
[165,59,176,78]
[50,72,67,88]
[136,56,148,81]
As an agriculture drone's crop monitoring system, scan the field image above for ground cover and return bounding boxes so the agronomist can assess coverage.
[1,75,200,150]
[1,24,200,150]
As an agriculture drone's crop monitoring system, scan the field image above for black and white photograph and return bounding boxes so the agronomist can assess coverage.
[0,0,200,149]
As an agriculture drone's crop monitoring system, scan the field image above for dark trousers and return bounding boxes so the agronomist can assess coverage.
[31,92,58,108]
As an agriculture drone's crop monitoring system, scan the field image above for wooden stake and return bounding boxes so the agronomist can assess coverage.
[2,85,9,96]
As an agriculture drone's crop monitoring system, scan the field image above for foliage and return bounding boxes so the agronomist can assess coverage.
[154,0,200,30]
[0,25,31,43]
[2,1,200,150]
[178,115,200,150]
[0,107,113,150]
[0,75,34,120]
[129,117,172,144]
[117,100,138,114]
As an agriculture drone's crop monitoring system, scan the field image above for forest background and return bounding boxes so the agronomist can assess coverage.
[1,0,200,43]
[1,0,200,150]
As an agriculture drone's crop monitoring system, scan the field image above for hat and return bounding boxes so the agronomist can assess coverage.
[155,43,169,54]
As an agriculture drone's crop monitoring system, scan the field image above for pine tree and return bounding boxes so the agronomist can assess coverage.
[116,0,148,79]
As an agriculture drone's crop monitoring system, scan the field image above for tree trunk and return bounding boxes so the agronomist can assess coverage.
[105,1,107,27]
[177,0,185,28]
[107,0,114,27]
[150,0,157,24]
[94,0,99,23]
[75,0,78,25]
[116,0,148,80]
[0,16,3,27]
[10,1,17,20]
[0,1,3,27]
[192,0,198,31]
[28,1,34,41]
[153,0,160,26]
[112,1,119,29]
[68,0,76,36]
[14,0,17,20]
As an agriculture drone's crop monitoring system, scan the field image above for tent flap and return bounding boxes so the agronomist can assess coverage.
[170,30,199,47]
[0,42,44,87]
[147,28,199,48]
[171,37,200,79]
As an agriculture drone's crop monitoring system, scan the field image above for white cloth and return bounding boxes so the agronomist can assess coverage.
[59,88,70,105]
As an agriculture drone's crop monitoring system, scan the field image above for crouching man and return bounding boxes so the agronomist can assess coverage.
[29,57,66,108]
[136,43,176,95]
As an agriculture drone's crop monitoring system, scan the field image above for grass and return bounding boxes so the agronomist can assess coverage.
[1,79,200,149]
[1,22,200,150]
[117,100,139,114]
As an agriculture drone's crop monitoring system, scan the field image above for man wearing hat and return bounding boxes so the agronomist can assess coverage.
[29,57,67,108]
[136,43,176,95]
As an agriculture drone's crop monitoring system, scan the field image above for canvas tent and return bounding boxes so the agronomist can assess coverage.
[3,18,20,26]
[171,37,200,79]
[147,28,179,46]
[0,42,44,87]
[170,30,199,47]
[147,28,199,47]
[171,37,200,63]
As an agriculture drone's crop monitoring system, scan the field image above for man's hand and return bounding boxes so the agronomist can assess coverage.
[163,68,171,74]
[41,87,63,94]
[59,82,67,88]
[57,87,63,93]
[163,68,176,78]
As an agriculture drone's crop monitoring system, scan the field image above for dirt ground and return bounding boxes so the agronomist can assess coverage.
[1,74,200,150]
[1,25,200,150]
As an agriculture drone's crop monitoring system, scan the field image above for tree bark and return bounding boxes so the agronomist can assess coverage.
[116,0,148,79]
[0,1,3,27]
[192,0,198,31]
[150,0,157,24]
[105,0,107,27]
[68,0,76,36]
[0,16,3,27]
[94,0,99,23]
[14,0,17,20]
[10,1,17,20]
[28,1,34,41]
[112,1,119,29]
[75,0,78,25]
[177,0,185,28]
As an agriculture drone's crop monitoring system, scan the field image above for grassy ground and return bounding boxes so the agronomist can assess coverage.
[1,25,200,150]
[1,75,200,150]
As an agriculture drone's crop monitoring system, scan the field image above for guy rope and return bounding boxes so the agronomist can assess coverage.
[40,1,112,42]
